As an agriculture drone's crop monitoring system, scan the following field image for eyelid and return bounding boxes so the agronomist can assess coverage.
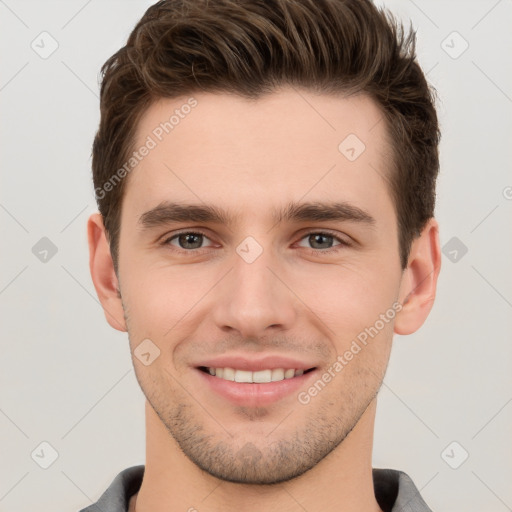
[295,228,351,245]
[161,229,216,248]
[161,228,352,253]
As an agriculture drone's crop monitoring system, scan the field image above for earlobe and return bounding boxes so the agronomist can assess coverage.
[394,218,442,335]
[87,213,127,332]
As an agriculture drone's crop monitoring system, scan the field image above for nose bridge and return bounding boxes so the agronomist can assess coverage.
[234,243,275,296]
[212,238,297,335]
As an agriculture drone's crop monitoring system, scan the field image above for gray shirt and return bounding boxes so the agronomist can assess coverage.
[79,465,433,512]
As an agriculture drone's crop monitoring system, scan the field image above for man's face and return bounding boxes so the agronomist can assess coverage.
[117,88,403,484]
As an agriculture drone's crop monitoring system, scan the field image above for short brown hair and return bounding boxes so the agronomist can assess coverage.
[92,0,440,273]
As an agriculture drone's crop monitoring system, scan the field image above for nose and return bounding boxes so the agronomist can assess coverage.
[212,245,298,339]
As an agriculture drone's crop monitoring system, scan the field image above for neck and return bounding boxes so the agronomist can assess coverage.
[132,399,382,512]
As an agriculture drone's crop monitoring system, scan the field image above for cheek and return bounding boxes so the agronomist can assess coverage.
[291,261,400,328]
[121,239,401,349]
[121,262,217,349]
[121,270,179,340]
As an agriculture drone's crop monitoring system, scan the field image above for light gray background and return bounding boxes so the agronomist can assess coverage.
[1,0,511,511]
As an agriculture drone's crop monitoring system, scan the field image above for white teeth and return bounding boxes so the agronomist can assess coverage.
[206,367,309,383]
[271,368,284,381]
[234,370,252,383]
[253,369,272,383]
[223,367,235,381]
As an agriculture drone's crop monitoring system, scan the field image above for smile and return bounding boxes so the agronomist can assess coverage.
[199,366,315,383]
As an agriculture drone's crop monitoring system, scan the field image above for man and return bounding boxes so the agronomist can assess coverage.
[84,0,441,510]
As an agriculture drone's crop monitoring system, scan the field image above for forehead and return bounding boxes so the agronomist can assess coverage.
[123,88,393,225]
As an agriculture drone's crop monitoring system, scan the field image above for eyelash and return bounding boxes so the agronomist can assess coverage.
[160,230,351,255]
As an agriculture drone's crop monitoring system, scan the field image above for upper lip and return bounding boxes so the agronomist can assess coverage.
[195,354,318,372]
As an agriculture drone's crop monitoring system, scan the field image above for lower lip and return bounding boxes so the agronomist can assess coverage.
[195,368,317,407]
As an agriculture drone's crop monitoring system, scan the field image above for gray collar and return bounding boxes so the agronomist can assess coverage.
[79,465,432,512]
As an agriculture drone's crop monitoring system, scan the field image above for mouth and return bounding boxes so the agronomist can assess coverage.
[194,364,319,407]
[197,366,316,383]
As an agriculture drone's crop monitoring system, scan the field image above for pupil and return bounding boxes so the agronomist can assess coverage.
[311,234,331,249]
[181,233,201,248]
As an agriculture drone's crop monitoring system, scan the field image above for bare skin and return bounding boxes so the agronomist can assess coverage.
[88,87,441,512]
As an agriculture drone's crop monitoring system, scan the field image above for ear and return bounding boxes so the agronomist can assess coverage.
[87,212,127,332]
[394,217,442,335]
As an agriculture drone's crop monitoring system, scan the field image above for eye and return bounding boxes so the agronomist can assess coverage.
[162,231,214,250]
[160,230,351,254]
[296,231,350,252]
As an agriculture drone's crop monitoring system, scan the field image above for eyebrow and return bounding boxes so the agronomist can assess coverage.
[138,200,376,231]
